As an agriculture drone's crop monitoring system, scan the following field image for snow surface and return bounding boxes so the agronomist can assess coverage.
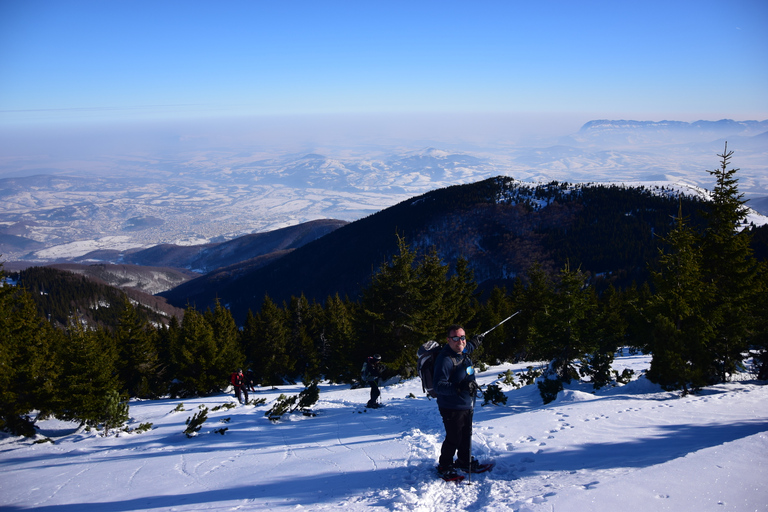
[1,354,767,512]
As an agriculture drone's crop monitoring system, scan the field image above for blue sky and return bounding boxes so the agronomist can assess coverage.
[1,0,766,128]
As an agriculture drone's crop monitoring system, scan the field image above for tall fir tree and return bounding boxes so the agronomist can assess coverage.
[699,143,760,382]
[646,207,714,394]
[357,236,425,377]
[540,263,597,383]
[55,318,119,425]
[286,294,322,384]
[474,286,514,364]
[205,299,245,384]
[114,296,161,398]
[321,294,357,383]
[255,295,291,387]
[0,279,59,435]
[171,307,220,396]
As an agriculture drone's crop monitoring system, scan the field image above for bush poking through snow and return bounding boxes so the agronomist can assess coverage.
[183,407,208,437]
[265,382,320,422]
[102,390,129,436]
[481,384,508,406]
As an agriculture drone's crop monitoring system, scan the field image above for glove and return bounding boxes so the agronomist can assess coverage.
[471,334,484,346]
[458,380,480,396]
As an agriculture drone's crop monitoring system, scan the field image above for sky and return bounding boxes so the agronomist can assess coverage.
[1,0,767,130]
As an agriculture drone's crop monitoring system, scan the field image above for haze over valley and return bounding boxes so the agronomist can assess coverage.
[2,118,766,264]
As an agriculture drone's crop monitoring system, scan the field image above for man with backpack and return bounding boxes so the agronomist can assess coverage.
[362,354,383,408]
[230,368,249,405]
[433,324,483,476]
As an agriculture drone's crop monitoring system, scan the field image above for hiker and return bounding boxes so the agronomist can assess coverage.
[434,324,483,475]
[362,354,383,408]
[245,369,256,391]
[230,368,249,404]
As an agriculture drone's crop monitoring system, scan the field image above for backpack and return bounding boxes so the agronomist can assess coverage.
[417,340,442,398]
[361,361,369,382]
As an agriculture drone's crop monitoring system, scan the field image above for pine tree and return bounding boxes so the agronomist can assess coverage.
[205,299,244,385]
[322,294,356,383]
[542,263,597,383]
[171,307,219,396]
[699,143,760,382]
[646,207,714,394]
[286,295,321,384]
[357,236,425,377]
[55,319,119,425]
[581,284,628,389]
[474,286,514,364]
[256,295,291,387]
[115,296,161,398]
[0,278,59,436]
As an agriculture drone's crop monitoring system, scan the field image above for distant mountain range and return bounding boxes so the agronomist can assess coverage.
[2,118,766,264]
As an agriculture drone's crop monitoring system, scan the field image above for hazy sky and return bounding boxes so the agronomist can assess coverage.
[2,0,766,129]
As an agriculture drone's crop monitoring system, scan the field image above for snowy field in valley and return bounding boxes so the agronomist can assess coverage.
[1,353,766,512]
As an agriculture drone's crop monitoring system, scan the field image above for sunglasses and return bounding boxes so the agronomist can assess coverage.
[448,335,466,342]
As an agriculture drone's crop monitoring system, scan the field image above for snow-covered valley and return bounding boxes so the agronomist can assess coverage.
[2,119,767,263]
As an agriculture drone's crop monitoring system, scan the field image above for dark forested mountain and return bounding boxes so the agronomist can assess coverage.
[160,177,720,324]
[75,218,348,272]
[12,266,184,328]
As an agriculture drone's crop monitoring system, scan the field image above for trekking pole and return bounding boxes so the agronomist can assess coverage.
[480,310,521,338]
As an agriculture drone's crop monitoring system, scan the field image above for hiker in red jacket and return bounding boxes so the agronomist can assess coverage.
[230,369,249,404]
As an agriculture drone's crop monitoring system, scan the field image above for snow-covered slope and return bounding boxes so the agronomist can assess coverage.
[1,353,766,511]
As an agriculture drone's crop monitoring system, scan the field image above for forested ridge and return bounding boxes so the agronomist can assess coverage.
[160,176,724,322]
[1,146,766,436]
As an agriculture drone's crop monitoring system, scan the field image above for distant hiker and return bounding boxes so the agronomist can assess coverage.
[231,369,249,404]
[246,369,256,391]
[362,354,383,408]
[434,324,483,475]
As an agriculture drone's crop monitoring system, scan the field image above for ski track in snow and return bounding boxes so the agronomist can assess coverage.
[1,355,767,511]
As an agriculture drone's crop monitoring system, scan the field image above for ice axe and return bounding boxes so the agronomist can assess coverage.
[479,310,521,338]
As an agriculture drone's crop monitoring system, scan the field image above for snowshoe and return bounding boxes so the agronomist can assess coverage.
[436,465,465,483]
[455,458,495,474]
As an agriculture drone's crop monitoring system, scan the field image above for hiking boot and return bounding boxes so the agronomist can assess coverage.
[437,464,457,476]
[454,458,482,473]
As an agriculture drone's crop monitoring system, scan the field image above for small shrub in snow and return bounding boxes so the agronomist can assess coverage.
[102,390,129,436]
[265,382,320,422]
[183,407,208,437]
[538,377,563,404]
[481,384,508,406]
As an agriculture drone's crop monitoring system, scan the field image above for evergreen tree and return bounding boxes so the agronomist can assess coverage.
[55,319,119,425]
[357,236,425,377]
[322,294,357,383]
[520,263,557,362]
[646,208,714,394]
[474,286,514,364]
[581,284,628,389]
[205,299,245,384]
[699,143,760,382]
[542,263,597,382]
[114,296,161,398]
[0,278,59,436]
[171,307,220,396]
[444,257,479,331]
[255,295,291,387]
[286,295,322,384]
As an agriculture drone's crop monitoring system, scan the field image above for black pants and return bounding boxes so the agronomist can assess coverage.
[235,385,249,404]
[439,408,473,467]
[367,380,380,406]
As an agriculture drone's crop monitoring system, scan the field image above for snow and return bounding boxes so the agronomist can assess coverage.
[1,354,767,512]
